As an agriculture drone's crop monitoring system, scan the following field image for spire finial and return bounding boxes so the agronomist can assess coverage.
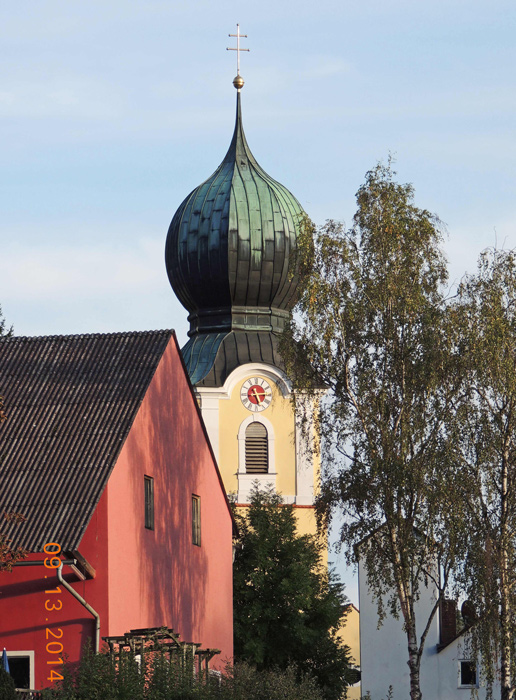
[227,24,249,90]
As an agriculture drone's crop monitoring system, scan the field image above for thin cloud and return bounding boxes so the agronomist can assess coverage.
[0,77,122,119]
[0,237,166,302]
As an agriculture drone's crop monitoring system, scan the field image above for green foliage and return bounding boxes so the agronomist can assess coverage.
[282,160,457,700]
[42,647,119,700]
[222,662,324,700]
[144,652,200,700]
[450,248,516,699]
[40,648,325,700]
[41,647,205,700]
[232,485,351,700]
[0,667,16,700]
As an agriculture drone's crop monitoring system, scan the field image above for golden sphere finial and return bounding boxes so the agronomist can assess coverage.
[227,25,249,91]
[233,75,245,90]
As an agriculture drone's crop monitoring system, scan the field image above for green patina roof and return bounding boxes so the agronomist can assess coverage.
[166,90,307,386]
[165,92,306,338]
[182,330,285,387]
[181,332,228,385]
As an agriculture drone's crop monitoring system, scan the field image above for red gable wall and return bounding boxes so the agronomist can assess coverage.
[105,333,233,662]
[0,334,233,689]
[0,491,110,690]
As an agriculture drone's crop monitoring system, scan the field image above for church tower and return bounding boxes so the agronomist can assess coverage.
[165,43,318,536]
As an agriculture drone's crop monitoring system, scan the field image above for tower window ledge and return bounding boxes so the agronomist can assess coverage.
[235,471,278,476]
[237,473,276,504]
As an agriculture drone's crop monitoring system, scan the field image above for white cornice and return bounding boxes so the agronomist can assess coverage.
[195,362,292,400]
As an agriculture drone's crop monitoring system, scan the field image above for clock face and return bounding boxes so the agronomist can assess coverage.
[240,377,272,412]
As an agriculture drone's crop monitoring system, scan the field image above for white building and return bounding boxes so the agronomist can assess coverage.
[359,556,497,699]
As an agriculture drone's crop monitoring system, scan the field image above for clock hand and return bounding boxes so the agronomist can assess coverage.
[251,387,265,403]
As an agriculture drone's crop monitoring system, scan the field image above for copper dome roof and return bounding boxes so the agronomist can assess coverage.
[165,92,305,338]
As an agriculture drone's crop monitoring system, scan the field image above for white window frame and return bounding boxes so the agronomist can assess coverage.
[6,650,35,690]
[458,659,478,689]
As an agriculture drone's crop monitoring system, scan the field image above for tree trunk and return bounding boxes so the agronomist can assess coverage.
[500,579,513,700]
[391,528,423,700]
[499,536,513,698]
[500,449,514,700]
[407,621,422,700]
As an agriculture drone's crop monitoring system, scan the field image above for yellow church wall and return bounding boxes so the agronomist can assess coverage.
[217,373,298,499]
[292,506,317,537]
[213,371,321,545]
[201,370,362,685]
[341,604,360,667]
[339,604,361,699]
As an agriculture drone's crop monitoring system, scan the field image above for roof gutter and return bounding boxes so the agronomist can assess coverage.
[12,559,76,567]
[57,563,100,653]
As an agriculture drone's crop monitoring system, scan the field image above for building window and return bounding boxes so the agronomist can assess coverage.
[192,495,201,546]
[245,421,268,473]
[6,652,34,690]
[459,660,477,688]
[144,476,154,530]
[237,415,276,502]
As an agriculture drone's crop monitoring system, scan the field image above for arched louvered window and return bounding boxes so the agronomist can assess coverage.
[245,422,268,474]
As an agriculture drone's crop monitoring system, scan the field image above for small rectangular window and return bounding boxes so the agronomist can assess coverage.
[144,476,154,530]
[8,656,30,689]
[192,495,201,546]
[6,652,34,690]
[459,660,477,688]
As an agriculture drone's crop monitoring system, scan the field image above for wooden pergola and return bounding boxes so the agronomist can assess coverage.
[103,626,220,677]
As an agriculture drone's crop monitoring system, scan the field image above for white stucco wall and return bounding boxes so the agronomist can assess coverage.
[358,557,495,700]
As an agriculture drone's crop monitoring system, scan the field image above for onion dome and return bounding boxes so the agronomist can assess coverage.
[165,91,305,339]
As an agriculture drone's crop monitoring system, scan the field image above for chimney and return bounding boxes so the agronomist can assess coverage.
[439,599,457,646]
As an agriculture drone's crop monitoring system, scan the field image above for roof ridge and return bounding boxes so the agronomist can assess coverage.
[0,329,174,342]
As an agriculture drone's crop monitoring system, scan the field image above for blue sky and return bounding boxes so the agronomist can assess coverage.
[1,0,515,602]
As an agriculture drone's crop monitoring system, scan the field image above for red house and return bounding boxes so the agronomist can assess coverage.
[0,330,234,691]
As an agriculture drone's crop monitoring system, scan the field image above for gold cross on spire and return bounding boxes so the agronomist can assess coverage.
[227,24,249,90]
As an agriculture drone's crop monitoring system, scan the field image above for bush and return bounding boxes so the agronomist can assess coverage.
[144,652,217,700]
[41,647,141,700]
[41,649,326,700]
[221,662,324,700]
[0,667,16,700]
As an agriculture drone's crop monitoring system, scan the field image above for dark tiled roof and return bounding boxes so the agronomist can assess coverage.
[0,330,173,551]
[182,330,285,387]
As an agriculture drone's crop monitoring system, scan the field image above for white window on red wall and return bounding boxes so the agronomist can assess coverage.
[6,651,34,690]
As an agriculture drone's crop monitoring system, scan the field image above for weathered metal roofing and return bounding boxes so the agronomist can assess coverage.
[165,92,305,338]
[0,330,173,552]
[182,331,284,387]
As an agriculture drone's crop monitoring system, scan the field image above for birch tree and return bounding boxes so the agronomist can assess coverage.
[282,162,459,700]
[451,249,516,700]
